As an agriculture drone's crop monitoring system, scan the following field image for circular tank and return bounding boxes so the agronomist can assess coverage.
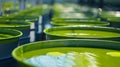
[12,39,120,67]
[0,28,22,60]
[0,14,38,22]
[51,20,109,26]
[0,21,31,45]
[44,26,120,41]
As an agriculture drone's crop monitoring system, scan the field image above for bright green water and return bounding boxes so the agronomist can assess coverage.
[23,47,120,67]
[0,34,13,39]
[53,20,107,26]
[49,30,120,38]
[0,24,25,27]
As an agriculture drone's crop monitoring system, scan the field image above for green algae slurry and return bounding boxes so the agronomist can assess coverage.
[49,30,120,38]
[12,39,120,67]
[22,47,120,67]
[44,26,120,41]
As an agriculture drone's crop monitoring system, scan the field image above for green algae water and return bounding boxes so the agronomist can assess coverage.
[0,34,14,39]
[0,23,30,31]
[0,24,22,27]
[0,24,29,27]
[48,30,120,38]
[23,47,120,67]
[51,20,108,26]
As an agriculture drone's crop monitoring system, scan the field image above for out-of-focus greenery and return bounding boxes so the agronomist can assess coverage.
[0,4,51,22]
[3,2,14,11]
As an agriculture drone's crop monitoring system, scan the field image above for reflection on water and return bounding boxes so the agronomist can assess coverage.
[115,11,120,17]
[66,33,89,36]
[107,52,120,57]
[25,52,98,67]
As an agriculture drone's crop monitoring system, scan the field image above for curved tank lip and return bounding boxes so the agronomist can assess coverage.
[52,16,96,20]
[44,26,120,39]
[0,24,30,28]
[0,28,22,42]
[12,39,120,67]
[0,22,31,30]
[50,21,109,26]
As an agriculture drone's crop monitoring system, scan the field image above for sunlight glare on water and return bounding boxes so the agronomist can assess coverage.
[25,52,98,67]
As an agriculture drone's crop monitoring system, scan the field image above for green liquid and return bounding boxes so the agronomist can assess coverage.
[52,20,108,26]
[0,24,26,27]
[0,34,13,39]
[49,30,120,38]
[23,47,120,67]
